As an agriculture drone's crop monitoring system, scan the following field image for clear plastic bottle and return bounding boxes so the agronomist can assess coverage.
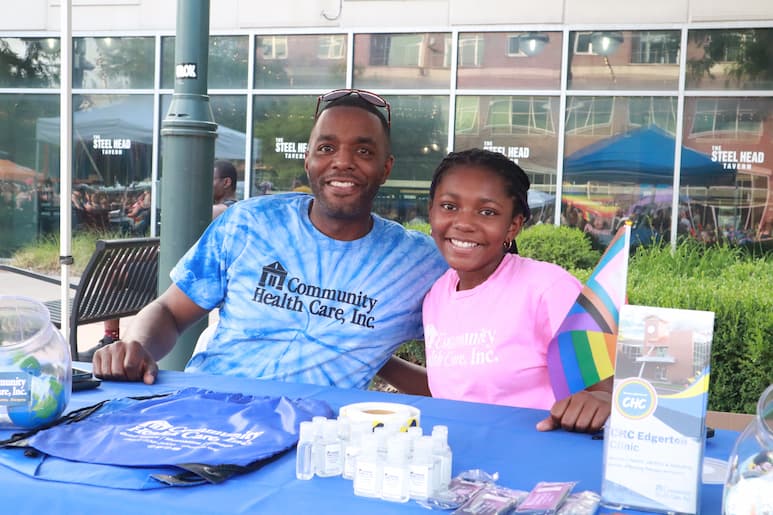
[295,420,315,480]
[343,420,370,480]
[723,383,773,514]
[381,433,410,503]
[354,433,382,498]
[310,415,327,475]
[432,425,453,491]
[336,415,350,444]
[407,425,423,459]
[315,419,343,477]
[374,425,389,460]
[409,435,436,500]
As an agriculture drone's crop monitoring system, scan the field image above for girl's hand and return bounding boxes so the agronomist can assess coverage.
[537,377,613,433]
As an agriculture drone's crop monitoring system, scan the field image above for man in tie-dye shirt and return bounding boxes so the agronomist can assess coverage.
[93,90,447,389]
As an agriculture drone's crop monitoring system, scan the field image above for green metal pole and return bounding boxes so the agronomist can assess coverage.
[158,0,215,370]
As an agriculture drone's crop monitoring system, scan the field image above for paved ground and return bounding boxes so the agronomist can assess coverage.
[0,269,136,356]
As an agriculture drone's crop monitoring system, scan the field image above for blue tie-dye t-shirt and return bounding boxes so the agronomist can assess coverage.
[173,193,447,389]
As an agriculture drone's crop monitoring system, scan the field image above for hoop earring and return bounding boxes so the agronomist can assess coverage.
[503,240,510,250]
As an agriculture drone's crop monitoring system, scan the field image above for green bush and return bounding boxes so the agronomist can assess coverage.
[405,221,431,236]
[628,241,773,414]
[517,224,601,271]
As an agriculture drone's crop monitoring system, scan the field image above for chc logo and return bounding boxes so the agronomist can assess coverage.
[614,378,657,420]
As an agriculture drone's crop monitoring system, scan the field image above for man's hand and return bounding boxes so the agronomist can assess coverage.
[537,389,611,433]
[92,340,159,385]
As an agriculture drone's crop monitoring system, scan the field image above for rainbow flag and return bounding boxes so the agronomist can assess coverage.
[547,223,631,400]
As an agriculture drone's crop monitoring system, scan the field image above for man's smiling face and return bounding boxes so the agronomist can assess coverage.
[305,105,393,232]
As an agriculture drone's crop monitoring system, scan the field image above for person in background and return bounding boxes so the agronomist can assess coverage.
[92,89,447,391]
[212,160,238,219]
[388,149,612,433]
[291,174,312,193]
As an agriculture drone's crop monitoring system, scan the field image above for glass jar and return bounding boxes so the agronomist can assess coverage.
[722,383,773,514]
[0,296,71,429]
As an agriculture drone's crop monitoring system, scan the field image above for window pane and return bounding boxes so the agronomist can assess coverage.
[686,28,773,90]
[254,35,347,89]
[0,38,60,88]
[161,35,249,89]
[568,30,680,90]
[43,94,154,237]
[565,97,615,136]
[73,37,155,89]
[454,95,559,225]
[374,96,448,223]
[683,97,773,244]
[563,96,680,249]
[252,95,316,195]
[160,94,249,193]
[71,94,153,186]
[389,95,449,182]
[457,32,562,90]
[0,94,59,255]
[628,97,677,133]
[353,33,451,89]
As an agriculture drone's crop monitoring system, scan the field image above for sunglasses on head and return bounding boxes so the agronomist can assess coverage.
[314,89,391,127]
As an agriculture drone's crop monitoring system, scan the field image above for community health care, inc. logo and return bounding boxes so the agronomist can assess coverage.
[254,261,379,328]
[614,378,658,420]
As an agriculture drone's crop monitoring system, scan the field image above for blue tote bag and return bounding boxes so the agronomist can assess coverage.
[0,387,332,489]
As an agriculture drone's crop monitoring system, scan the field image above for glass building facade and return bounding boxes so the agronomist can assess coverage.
[1,26,772,256]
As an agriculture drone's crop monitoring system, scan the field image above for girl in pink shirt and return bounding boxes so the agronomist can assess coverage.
[418,148,611,433]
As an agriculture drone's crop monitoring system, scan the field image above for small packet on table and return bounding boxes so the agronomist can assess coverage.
[452,485,528,515]
[417,478,487,510]
[514,481,576,514]
[556,491,601,515]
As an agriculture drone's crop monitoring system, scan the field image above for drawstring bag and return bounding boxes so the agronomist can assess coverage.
[0,387,332,489]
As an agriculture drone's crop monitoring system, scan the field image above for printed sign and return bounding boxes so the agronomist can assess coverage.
[711,144,766,171]
[601,305,715,515]
[93,134,132,156]
[275,138,307,160]
[482,140,530,163]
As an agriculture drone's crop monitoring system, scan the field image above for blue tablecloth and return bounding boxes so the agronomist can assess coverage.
[0,367,733,514]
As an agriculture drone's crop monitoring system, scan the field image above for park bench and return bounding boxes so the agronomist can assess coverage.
[0,237,160,361]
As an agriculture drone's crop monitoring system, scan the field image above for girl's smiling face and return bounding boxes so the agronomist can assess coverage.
[429,165,525,291]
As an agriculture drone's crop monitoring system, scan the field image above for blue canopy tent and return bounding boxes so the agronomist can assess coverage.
[564,125,735,187]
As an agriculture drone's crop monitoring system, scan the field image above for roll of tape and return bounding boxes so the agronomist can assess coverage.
[339,402,420,431]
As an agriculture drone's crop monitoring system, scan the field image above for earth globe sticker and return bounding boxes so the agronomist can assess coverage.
[6,374,67,428]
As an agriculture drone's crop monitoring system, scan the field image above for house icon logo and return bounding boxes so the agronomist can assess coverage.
[259,261,288,290]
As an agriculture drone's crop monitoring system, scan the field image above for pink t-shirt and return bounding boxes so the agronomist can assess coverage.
[423,253,582,410]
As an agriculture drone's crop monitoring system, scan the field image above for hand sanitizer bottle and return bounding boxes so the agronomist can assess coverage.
[316,419,343,477]
[295,421,315,480]
[310,415,326,475]
[406,425,423,460]
[354,433,382,498]
[431,425,453,491]
[343,420,369,480]
[381,433,410,503]
[409,435,435,500]
[374,425,389,460]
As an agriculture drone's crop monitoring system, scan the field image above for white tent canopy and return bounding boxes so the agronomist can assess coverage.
[35,96,257,161]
